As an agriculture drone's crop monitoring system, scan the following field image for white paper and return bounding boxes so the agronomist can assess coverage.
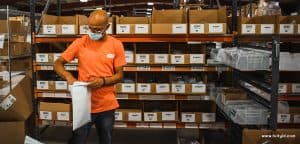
[24,136,44,144]
[172,24,187,34]
[70,81,91,130]
[190,24,205,34]
[260,24,274,34]
[128,112,142,121]
[172,84,185,93]
[57,112,70,121]
[135,24,149,34]
[280,24,294,34]
[277,114,291,123]
[154,54,169,64]
[162,112,176,121]
[208,23,224,33]
[117,24,130,34]
[0,95,16,111]
[37,81,49,90]
[39,111,52,120]
[292,84,300,93]
[125,51,134,63]
[36,54,49,63]
[43,25,56,34]
[242,24,256,34]
[171,55,185,64]
[191,84,206,93]
[278,84,287,93]
[121,83,135,93]
[53,53,61,62]
[80,25,89,34]
[189,54,204,64]
[106,23,113,34]
[55,81,68,90]
[156,84,170,93]
[293,114,300,123]
[137,83,151,93]
[202,113,215,122]
[135,54,150,64]
[61,25,75,34]
[181,113,195,122]
[144,112,158,121]
[0,34,4,49]
[115,111,123,121]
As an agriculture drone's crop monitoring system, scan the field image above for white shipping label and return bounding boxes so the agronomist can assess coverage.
[121,83,135,93]
[61,25,75,34]
[136,123,149,128]
[172,24,187,34]
[190,24,205,34]
[144,113,158,121]
[43,25,56,34]
[106,23,113,34]
[202,113,216,122]
[0,95,16,111]
[137,65,151,71]
[242,24,256,34]
[41,66,54,70]
[57,112,70,121]
[117,24,130,34]
[171,55,185,64]
[162,66,175,71]
[115,111,123,121]
[209,23,224,33]
[36,54,49,63]
[191,84,206,93]
[293,115,300,123]
[172,84,185,93]
[0,34,4,49]
[278,84,287,93]
[280,24,294,34]
[149,123,163,128]
[125,53,134,63]
[298,24,300,34]
[53,53,61,62]
[39,111,52,120]
[135,24,149,34]
[154,54,169,64]
[37,81,49,90]
[292,84,300,93]
[136,54,150,64]
[189,54,204,64]
[181,113,195,122]
[55,81,68,90]
[261,24,274,34]
[156,84,170,93]
[137,83,151,93]
[128,112,142,121]
[80,25,89,34]
[162,112,176,121]
[277,114,291,123]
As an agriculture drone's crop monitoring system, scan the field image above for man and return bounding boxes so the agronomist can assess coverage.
[54,10,126,144]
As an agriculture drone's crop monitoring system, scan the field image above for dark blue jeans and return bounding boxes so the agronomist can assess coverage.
[68,109,115,144]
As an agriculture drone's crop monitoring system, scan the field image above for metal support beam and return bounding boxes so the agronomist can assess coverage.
[270,36,280,131]
[232,0,238,46]
[249,0,253,17]
[56,0,61,16]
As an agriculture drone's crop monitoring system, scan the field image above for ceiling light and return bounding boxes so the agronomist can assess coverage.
[80,0,88,2]
[147,2,154,6]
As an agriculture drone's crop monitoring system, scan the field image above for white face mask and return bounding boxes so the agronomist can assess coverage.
[88,31,103,41]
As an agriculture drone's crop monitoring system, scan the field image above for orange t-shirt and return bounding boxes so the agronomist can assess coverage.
[61,35,126,113]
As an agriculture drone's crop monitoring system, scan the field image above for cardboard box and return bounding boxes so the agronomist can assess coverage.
[0,75,32,121]
[125,51,134,63]
[115,83,135,93]
[290,107,300,123]
[144,101,178,122]
[242,129,300,144]
[180,101,216,123]
[280,52,300,71]
[77,15,114,35]
[115,109,142,122]
[238,16,277,34]
[136,83,155,93]
[277,16,300,34]
[170,54,186,64]
[0,121,25,144]
[116,17,150,34]
[187,54,205,64]
[42,14,78,35]
[279,83,300,93]
[153,54,169,64]
[186,84,206,94]
[0,20,24,34]
[152,9,187,34]
[135,54,151,64]
[171,83,186,94]
[39,102,71,121]
[10,57,32,71]
[221,88,248,104]
[36,53,53,63]
[0,42,31,56]
[189,8,227,34]
[155,83,170,93]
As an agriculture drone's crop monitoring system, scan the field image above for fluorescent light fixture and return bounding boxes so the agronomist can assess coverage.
[147,2,154,6]
[147,8,152,11]
[80,0,88,2]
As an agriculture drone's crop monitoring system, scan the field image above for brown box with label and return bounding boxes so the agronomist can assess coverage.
[189,7,227,34]
[180,101,216,123]
[238,16,277,34]
[116,100,143,122]
[39,102,71,121]
[0,75,32,121]
[0,20,24,34]
[221,88,248,104]
[144,101,178,122]
[0,121,26,144]
[0,42,31,56]
[116,16,151,34]
[10,57,32,71]
[152,9,187,34]
[242,129,300,144]
[290,107,300,123]
[186,84,207,94]
[77,15,114,35]
[277,16,300,34]
[41,14,78,35]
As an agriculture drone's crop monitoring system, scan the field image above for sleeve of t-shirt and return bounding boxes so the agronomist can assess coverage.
[114,39,127,67]
[61,37,84,62]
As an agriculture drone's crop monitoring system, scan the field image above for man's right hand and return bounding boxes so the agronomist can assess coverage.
[66,75,77,85]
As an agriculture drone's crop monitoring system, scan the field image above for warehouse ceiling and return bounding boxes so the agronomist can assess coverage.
[1,0,299,15]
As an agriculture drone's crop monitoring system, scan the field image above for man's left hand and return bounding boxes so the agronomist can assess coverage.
[87,77,104,88]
